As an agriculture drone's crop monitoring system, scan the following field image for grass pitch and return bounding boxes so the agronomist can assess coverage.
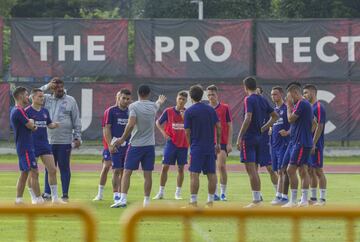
[0,155,359,242]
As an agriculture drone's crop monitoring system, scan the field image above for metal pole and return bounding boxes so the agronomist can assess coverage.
[198,1,203,20]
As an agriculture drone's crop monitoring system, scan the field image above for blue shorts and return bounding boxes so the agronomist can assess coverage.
[18,149,37,171]
[162,140,188,166]
[258,140,272,167]
[111,146,127,169]
[271,144,288,172]
[309,148,324,168]
[102,149,111,161]
[240,137,261,163]
[189,150,216,174]
[290,144,311,166]
[281,143,294,169]
[124,145,155,171]
[34,144,52,158]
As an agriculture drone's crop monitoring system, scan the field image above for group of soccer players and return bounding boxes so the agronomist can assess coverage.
[10,76,326,208]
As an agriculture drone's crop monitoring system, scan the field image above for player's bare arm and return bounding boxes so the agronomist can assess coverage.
[261,111,279,133]
[226,122,233,153]
[47,122,59,129]
[312,122,324,154]
[104,124,116,153]
[26,118,37,131]
[215,122,221,153]
[156,120,169,140]
[156,95,167,106]
[236,112,252,150]
[279,129,290,137]
[287,104,299,124]
[185,128,191,146]
[116,116,136,146]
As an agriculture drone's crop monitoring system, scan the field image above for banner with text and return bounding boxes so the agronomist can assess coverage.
[11,19,128,77]
[135,19,253,79]
[256,20,360,80]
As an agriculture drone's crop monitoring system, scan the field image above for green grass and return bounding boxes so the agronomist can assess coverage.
[0,154,359,165]
[0,168,360,241]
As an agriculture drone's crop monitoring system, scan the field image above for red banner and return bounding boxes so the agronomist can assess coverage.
[0,83,10,140]
[135,19,253,79]
[11,19,128,77]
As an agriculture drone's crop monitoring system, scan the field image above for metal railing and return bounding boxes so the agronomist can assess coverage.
[0,204,96,242]
[122,205,360,242]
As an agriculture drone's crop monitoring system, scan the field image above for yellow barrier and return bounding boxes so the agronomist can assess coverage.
[122,206,360,242]
[0,204,96,242]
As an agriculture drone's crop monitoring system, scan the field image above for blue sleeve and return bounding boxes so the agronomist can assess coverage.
[266,100,274,114]
[225,106,232,122]
[158,109,168,125]
[317,105,326,124]
[16,109,29,126]
[294,101,304,116]
[213,109,219,125]
[245,96,254,113]
[46,109,52,125]
[184,110,191,129]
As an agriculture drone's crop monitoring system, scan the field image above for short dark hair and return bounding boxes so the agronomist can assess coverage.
[286,81,301,91]
[177,90,188,98]
[243,76,257,91]
[272,86,284,94]
[303,84,317,94]
[137,85,151,97]
[31,88,43,95]
[119,88,131,96]
[257,86,263,94]
[288,84,302,94]
[189,85,204,102]
[51,77,64,85]
[206,85,218,92]
[12,86,27,100]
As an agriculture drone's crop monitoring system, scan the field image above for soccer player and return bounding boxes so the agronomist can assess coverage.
[153,91,189,200]
[111,85,166,208]
[10,87,38,204]
[184,85,221,207]
[206,85,233,201]
[256,87,278,196]
[40,78,82,202]
[303,84,327,206]
[270,86,291,205]
[282,84,313,208]
[236,77,278,208]
[25,88,61,204]
[94,89,132,205]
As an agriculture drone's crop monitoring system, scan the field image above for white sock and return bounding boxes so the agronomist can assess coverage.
[220,184,226,195]
[159,186,165,194]
[190,194,197,203]
[310,188,317,199]
[207,194,214,203]
[143,196,150,206]
[252,191,261,201]
[273,184,278,193]
[276,192,282,198]
[291,189,298,203]
[98,185,105,197]
[320,189,326,200]
[175,187,181,195]
[50,185,58,200]
[113,192,120,200]
[28,188,36,201]
[15,197,23,203]
[301,189,309,203]
[282,194,288,199]
[120,193,127,203]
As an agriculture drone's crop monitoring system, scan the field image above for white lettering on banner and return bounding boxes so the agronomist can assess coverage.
[88,36,106,61]
[268,36,360,63]
[81,89,92,131]
[317,90,336,135]
[33,35,106,61]
[155,36,232,63]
